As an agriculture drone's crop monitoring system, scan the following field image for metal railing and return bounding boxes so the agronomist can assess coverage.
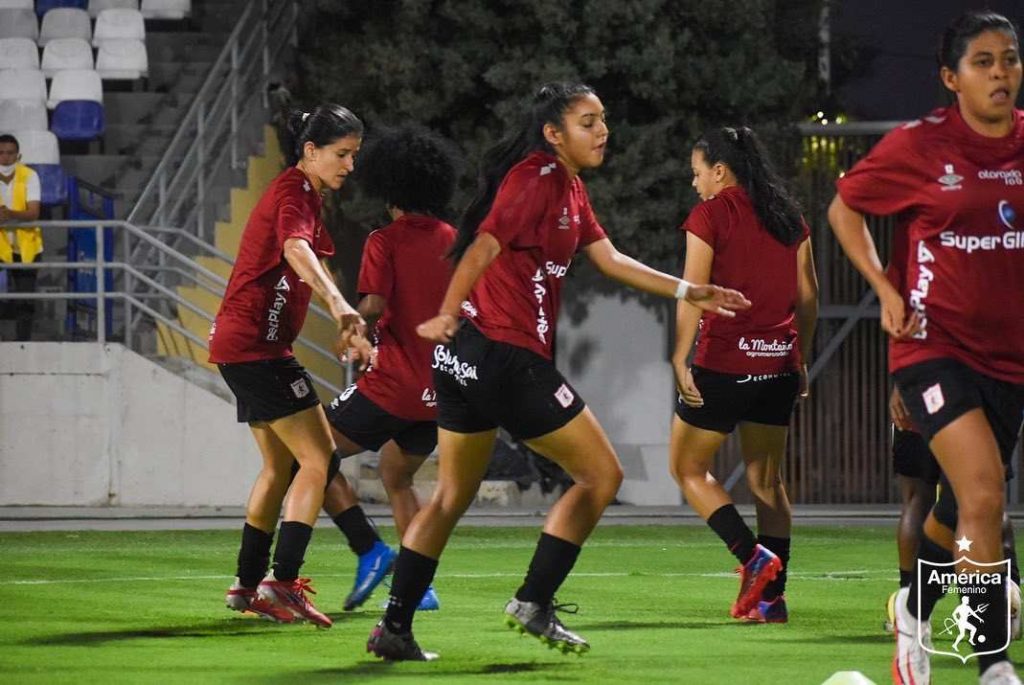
[0,221,344,397]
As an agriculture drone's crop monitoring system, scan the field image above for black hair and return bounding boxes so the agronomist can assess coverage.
[938,11,1018,71]
[282,104,363,167]
[693,126,803,246]
[0,134,19,151]
[356,124,460,219]
[450,81,596,262]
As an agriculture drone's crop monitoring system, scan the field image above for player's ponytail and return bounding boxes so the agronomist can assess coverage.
[282,104,363,167]
[451,81,595,262]
[694,126,803,247]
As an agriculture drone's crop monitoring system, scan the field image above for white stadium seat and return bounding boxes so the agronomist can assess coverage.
[0,99,48,132]
[41,38,94,77]
[39,8,91,47]
[93,8,145,45]
[10,129,60,164]
[0,37,40,70]
[87,0,138,19]
[0,68,47,103]
[140,0,189,20]
[96,38,147,79]
[0,9,39,41]
[0,0,32,9]
[47,68,102,109]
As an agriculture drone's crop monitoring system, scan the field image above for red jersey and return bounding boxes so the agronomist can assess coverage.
[208,167,335,363]
[355,214,456,421]
[837,105,1024,383]
[683,185,808,374]
[465,151,608,359]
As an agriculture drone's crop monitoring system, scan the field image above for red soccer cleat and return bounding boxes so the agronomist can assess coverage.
[225,578,295,623]
[257,576,332,628]
[730,544,783,619]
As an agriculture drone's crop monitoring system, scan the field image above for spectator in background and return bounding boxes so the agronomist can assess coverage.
[0,134,42,341]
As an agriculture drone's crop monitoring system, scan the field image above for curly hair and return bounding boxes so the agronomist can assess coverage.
[357,124,460,218]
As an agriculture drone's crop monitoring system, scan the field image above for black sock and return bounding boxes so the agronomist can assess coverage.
[333,506,381,556]
[707,505,756,564]
[907,535,951,619]
[899,569,913,588]
[384,546,438,634]
[758,535,790,600]
[236,523,273,588]
[514,533,582,606]
[271,521,313,582]
[974,575,1009,675]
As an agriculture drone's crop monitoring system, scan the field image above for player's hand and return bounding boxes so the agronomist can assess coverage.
[798,363,810,399]
[677,366,703,408]
[889,386,913,431]
[335,313,368,367]
[417,313,458,343]
[879,288,922,340]
[684,284,752,318]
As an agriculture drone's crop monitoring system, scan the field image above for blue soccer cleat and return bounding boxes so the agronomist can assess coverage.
[344,541,396,611]
[418,585,440,611]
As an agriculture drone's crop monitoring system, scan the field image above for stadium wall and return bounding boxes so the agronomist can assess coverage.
[0,342,259,506]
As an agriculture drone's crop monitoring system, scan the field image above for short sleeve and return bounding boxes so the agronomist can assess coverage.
[576,181,607,248]
[478,166,551,249]
[836,126,925,216]
[275,180,318,249]
[682,201,717,251]
[357,231,393,300]
[25,170,40,203]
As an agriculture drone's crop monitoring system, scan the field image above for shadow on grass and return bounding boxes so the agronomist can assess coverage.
[580,620,754,630]
[254,661,575,683]
[25,617,345,646]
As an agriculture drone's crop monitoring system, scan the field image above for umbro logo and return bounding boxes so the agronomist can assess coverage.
[539,163,557,176]
[938,163,963,192]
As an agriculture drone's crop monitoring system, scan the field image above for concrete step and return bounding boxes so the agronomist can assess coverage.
[103,92,194,125]
[355,478,562,509]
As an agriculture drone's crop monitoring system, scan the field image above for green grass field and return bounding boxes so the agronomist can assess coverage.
[1,524,1019,684]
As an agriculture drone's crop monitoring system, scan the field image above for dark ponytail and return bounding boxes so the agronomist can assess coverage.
[938,11,1018,71]
[450,81,595,262]
[281,104,364,167]
[694,126,803,246]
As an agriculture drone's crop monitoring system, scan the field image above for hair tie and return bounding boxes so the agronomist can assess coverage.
[301,112,310,122]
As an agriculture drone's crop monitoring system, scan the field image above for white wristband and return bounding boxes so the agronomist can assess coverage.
[674,279,692,300]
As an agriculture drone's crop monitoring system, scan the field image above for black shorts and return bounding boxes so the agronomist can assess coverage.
[892,427,940,485]
[218,357,320,424]
[675,366,800,434]
[324,385,437,455]
[434,322,586,440]
[894,358,1024,476]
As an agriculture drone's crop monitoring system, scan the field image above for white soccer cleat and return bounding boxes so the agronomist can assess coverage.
[891,586,931,685]
[1009,579,1021,641]
[884,590,897,634]
[979,660,1022,685]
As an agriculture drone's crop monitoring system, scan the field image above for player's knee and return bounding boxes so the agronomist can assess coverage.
[958,488,1003,524]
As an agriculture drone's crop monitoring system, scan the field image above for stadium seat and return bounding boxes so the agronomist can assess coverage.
[47,68,102,109]
[92,8,145,45]
[38,7,91,47]
[41,37,93,77]
[0,37,39,70]
[140,0,188,20]
[0,0,32,9]
[0,68,47,103]
[87,0,137,19]
[96,38,147,79]
[51,100,104,141]
[0,99,47,131]
[35,0,88,17]
[0,9,39,41]
[33,162,68,204]
[10,128,60,163]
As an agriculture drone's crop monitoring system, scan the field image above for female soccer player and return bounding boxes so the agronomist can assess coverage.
[213,104,371,628]
[366,81,752,661]
[829,11,1024,684]
[315,124,459,612]
[670,126,818,624]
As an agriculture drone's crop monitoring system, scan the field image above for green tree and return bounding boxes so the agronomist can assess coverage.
[297,0,822,316]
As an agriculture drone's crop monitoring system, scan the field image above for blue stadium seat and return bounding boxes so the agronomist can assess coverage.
[36,0,88,17]
[51,99,104,141]
[33,163,68,205]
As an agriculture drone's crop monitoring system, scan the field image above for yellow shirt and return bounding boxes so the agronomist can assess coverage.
[0,164,43,263]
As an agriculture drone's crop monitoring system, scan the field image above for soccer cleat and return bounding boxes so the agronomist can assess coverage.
[344,541,397,611]
[980,660,1023,685]
[257,575,332,628]
[730,544,783,619]
[225,578,295,623]
[884,590,898,634]
[367,619,439,661]
[745,595,788,623]
[418,585,440,611]
[891,586,931,685]
[504,598,590,655]
[1009,579,1021,641]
